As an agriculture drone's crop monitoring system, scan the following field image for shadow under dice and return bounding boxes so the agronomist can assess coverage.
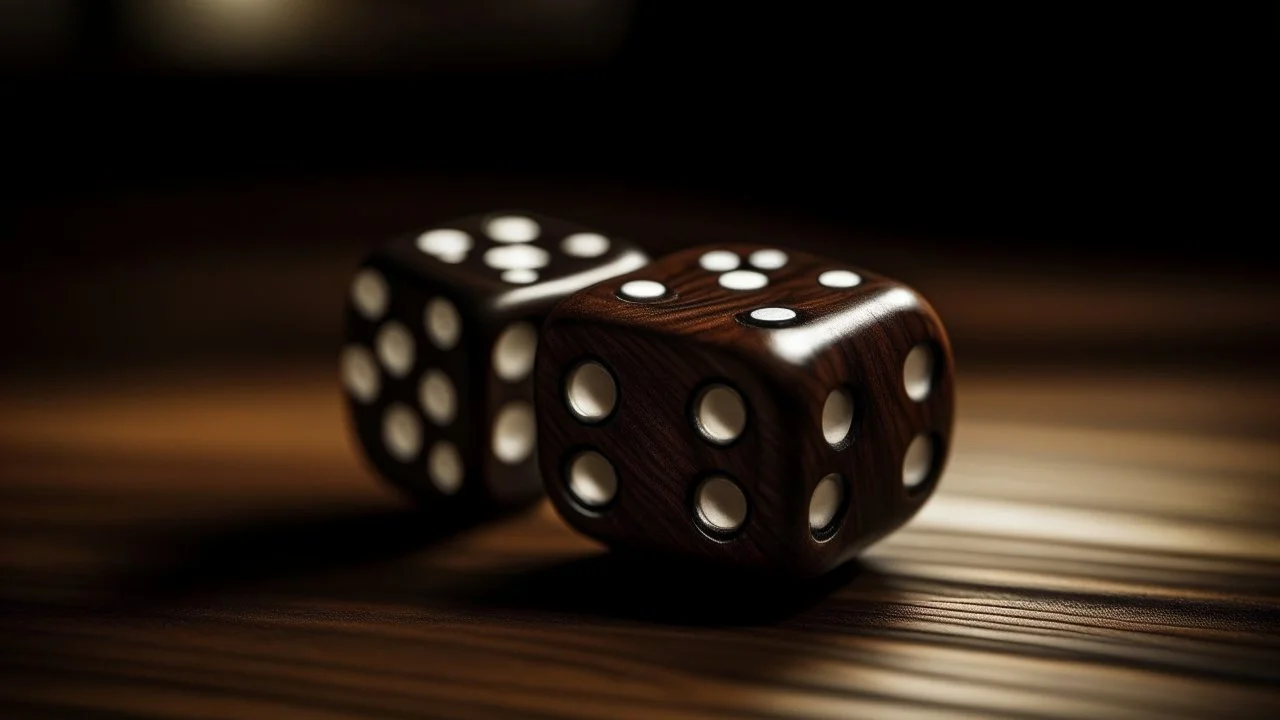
[535,244,955,577]
[341,211,648,513]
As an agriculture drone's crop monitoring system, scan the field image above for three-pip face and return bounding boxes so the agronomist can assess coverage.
[534,244,954,577]
[341,211,649,513]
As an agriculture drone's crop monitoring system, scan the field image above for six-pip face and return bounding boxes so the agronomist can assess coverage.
[340,211,649,513]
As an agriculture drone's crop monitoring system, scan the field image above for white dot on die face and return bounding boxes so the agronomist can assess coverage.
[695,384,747,445]
[416,229,473,257]
[822,388,854,446]
[382,404,422,463]
[501,268,538,284]
[492,322,538,382]
[428,440,464,495]
[340,345,380,403]
[699,250,740,272]
[695,476,748,533]
[565,361,617,422]
[567,450,617,508]
[748,248,788,270]
[903,434,935,489]
[819,270,862,288]
[350,268,389,320]
[718,270,769,291]
[560,232,611,258]
[374,321,415,378]
[435,251,468,265]
[810,474,844,534]
[748,307,797,324]
[485,215,541,243]
[618,279,667,301]
[425,297,462,351]
[492,401,535,465]
[484,244,550,271]
[419,369,456,426]
[903,344,935,402]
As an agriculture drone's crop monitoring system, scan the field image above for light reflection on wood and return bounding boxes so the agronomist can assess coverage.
[1,368,1276,717]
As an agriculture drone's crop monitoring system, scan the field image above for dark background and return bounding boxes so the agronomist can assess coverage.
[1,7,1278,716]
[2,1,1274,374]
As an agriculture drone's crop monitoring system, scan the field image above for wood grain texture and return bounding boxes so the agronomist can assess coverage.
[3,363,1277,718]
[3,183,1278,718]
[535,245,954,577]
[343,210,647,512]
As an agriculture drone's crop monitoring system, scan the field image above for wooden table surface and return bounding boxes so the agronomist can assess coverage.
[2,364,1277,719]
[2,183,1278,718]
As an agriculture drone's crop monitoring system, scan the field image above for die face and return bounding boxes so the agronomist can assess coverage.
[535,325,802,570]
[342,211,648,511]
[373,210,649,320]
[793,290,955,567]
[343,258,494,509]
[536,244,954,577]
[542,245,916,372]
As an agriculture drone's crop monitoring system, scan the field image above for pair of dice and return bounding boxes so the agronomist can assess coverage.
[341,211,953,577]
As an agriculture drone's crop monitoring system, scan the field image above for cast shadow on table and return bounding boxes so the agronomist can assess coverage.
[443,549,865,626]
[112,501,862,625]
[113,503,532,606]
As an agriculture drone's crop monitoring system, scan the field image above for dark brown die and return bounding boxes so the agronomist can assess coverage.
[534,245,953,577]
[341,211,648,514]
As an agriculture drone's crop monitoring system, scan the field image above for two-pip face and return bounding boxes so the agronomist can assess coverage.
[534,244,954,577]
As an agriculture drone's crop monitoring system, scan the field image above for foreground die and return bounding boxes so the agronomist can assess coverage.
[535,244,953,577]
[341,211,648,512]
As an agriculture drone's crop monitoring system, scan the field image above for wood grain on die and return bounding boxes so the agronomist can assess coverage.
[536,245,955,577]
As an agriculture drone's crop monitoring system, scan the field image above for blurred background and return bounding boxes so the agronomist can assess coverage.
[2,0,1273,380]
[2,6,1277,716]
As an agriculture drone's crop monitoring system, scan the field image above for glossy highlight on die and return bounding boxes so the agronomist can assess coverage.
[534,244,955,577]
[341,211,648,514]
